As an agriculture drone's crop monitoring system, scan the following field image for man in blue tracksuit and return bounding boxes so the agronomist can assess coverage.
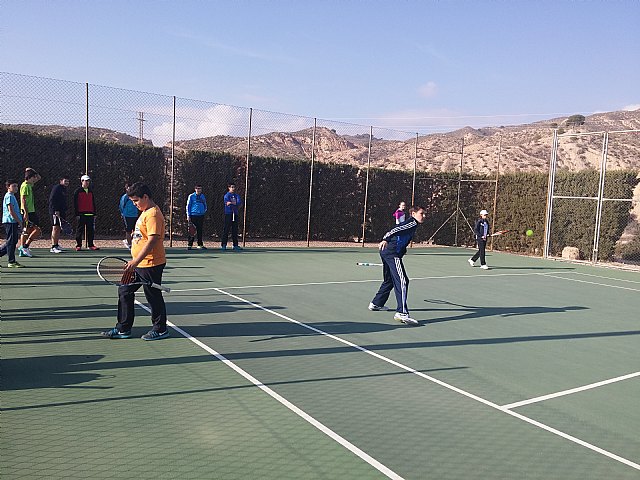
[369,206,426,326]
[221,183,242,251]
[186,184,208,249]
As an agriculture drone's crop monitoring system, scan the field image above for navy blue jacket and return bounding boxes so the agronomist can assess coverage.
[382,217,419,257]
[474,218,489,240]
[48,184,67,215]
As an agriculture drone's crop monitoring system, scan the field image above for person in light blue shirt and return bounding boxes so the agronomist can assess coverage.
[119,182,140,249]
[2,180,24,267]
[186,184,208,250]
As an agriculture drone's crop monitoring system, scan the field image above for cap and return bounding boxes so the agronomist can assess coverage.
[81,175,91,181]
[480,209,489,215]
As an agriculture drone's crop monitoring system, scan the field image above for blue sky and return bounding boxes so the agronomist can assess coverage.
[2,0,639,135]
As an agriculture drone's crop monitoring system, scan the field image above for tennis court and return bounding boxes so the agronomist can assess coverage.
[2,246,639,479]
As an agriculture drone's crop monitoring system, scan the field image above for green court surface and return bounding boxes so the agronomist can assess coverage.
[2,246,639,479]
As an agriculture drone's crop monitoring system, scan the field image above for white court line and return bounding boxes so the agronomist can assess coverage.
[170,270,576,292]
[138,292,640,472]
[544,274,640,293]
[133,300,403,480]
[502,371,640,409]
[573,272,640,285]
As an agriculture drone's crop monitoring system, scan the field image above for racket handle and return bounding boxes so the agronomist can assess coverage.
[150,282,171,293]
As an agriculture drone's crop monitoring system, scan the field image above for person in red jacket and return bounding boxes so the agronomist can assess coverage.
[73,174,99,251]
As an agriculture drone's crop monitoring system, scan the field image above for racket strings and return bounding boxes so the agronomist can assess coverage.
[98,258,129,284]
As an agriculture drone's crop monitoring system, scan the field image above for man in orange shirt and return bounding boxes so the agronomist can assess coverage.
[102,183,169,341]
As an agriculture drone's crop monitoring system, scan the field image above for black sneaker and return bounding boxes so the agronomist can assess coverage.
[141,330,169,341]
[101,328,132,339]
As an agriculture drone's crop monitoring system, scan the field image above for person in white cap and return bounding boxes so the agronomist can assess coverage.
[73,174,99,251]
[468,209,490,269]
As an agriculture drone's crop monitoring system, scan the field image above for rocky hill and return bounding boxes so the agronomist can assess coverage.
[171,109,640,174]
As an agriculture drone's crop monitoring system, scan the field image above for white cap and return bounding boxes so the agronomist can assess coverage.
[81,174,90,181]
[480,209,489,215]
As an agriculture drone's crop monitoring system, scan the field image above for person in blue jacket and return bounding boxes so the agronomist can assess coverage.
[221,183,242,251]
[369,206,426,326]
[119,182,140,249]
[186,184,208,250]
[468,209,490,270]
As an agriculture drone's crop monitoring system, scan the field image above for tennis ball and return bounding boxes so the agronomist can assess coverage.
[526,229,534,237]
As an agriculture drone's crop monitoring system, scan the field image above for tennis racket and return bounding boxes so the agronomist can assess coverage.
[187,221,197,237]
[22,219,38,235]
[55,215,74,236]
[490,229,511,237]
[97,256,171,292]
[357,262,383,266]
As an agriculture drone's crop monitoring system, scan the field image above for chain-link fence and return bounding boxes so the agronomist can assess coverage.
[2,72,638,268]
[545,129,640,266]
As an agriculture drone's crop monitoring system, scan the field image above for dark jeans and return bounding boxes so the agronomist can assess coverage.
[116,263,167,333]
[221,214,239,247]
[76,215,95,247]
[471,237,487,265]
[3,223,20,263]
[188,215,205,247]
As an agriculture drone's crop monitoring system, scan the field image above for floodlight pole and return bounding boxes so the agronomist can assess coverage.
[85,82,89,174]
[543,129,559,258]
[489,135,501,250]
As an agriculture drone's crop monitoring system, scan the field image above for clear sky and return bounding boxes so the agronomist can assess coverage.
[2,0,639,135]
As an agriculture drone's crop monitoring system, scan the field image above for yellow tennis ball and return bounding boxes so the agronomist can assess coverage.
[526,229,534,237]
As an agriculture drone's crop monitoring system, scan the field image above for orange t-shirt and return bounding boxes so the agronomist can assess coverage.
[131,206,166,267]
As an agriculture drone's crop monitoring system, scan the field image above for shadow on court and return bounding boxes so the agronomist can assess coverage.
[416,299,588,323]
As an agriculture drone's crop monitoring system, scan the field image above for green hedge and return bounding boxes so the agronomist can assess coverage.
[1,128,636,261]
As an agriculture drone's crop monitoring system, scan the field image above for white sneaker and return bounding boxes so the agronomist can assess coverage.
[394,312,419,326]
[21,247,33,257]
[480,265,490,270]
[50,246,62,254]
[368,302,389,311]
[467,258,475,267]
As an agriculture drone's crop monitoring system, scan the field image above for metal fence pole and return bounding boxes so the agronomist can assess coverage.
[306,118,317,247]
[85,82,89,248]
[454,138,464,246]
[411,133,418,207]
[543,129,559,258]
[592,132,609,263]
[361,126,373,246]
[241,108,252,247]
[489,135,502,250]
[169,96,176,247]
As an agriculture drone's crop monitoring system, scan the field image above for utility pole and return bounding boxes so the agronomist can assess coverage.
[137,111,146,144]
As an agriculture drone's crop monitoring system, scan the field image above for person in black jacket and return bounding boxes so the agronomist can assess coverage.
[48,176,69,253]
[468,209,490,270]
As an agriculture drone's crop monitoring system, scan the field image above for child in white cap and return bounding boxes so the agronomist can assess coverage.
[468,209,490,269]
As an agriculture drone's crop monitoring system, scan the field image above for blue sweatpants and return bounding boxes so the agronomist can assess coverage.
[371,249,409,314]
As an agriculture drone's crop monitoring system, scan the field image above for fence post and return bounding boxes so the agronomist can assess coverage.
[169,96,176,247]
[454,137,464,246]
[411,133,418,207]
[242,108,252,247]
[306,119,317,247]
[490,135,501,250]
[85,82,89,175]
[592,132,609,263]
[543,129,559,258]
[361,126,373,246]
